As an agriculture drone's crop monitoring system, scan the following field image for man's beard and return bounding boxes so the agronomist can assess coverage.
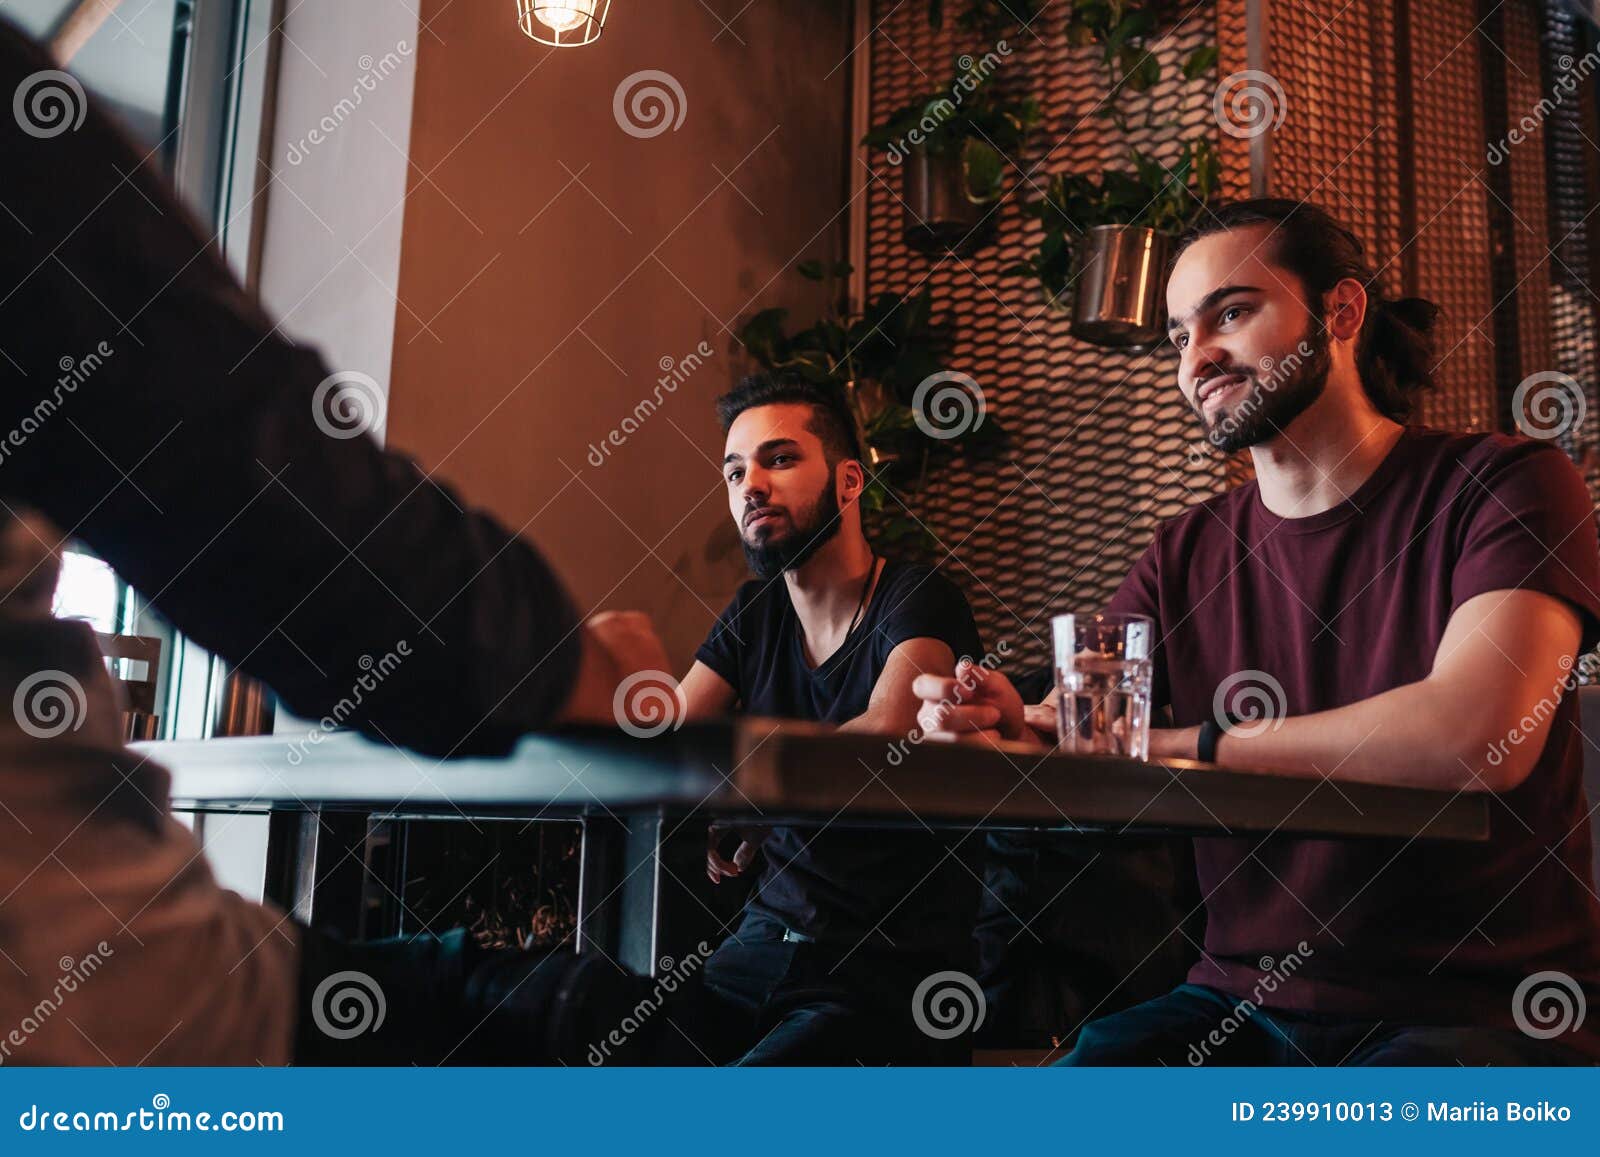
[1192,317,1332,454]
[741,481,843,579]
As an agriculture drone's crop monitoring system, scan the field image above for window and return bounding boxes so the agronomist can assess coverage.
[15,0,279,741]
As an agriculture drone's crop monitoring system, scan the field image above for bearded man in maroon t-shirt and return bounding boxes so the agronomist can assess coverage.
[915,198,1600,1066]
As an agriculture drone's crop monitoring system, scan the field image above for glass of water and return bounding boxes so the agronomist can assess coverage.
[1052,613,1154,759]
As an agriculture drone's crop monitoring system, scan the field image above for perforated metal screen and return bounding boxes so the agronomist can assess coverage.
[859,2,1239,664]
[858,0,1600,661]
[1535,2,1600,493]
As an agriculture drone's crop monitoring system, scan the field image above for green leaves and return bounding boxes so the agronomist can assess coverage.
[1058,0,1216,128]
[961,138,1004,204]
[1013,137,1221,301]
[860,58,1038,180]
[736,262,943,408]
[1183,44,1219,81]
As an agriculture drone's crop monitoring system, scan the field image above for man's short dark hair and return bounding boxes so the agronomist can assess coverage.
[714,372,864,465]
[1171,198,1442,422]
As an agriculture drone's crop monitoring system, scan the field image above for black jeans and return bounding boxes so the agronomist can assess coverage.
[691,916,969,1065]
[292,920,969,1066]
[1059,984,1597,1066]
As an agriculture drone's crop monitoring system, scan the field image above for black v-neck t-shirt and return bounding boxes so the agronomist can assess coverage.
[695,558,983,957]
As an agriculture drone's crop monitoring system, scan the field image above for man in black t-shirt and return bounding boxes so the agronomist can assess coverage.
[677,372,985,1064]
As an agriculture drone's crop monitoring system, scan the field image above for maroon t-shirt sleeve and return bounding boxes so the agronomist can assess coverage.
[1450,439,1600,653]
[1102,523,1171,712]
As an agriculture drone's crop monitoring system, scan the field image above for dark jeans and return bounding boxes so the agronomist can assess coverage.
[693,916,968,1065]
[976,832,1198,1048]
[1060,983,1596,1066]
[292,920,968,1066]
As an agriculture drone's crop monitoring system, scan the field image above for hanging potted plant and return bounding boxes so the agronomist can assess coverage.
[925,1,1216,116]
[1010,138,1219,348]
[861,57,1040,254]
[736,259,1002,546]
[1063,0,1217,132]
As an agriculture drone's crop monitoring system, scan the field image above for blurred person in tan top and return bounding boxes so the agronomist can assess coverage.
[0,511,297,1063]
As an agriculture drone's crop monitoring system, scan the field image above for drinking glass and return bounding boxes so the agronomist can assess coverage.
[1052,613,1154,759]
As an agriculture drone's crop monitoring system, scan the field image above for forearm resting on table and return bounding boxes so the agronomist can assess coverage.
[1176,590,1583,793]
[1175,679,1532,791]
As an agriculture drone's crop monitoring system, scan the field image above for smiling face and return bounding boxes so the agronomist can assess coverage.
[1165,222,1333,452]
[722,401,856,578]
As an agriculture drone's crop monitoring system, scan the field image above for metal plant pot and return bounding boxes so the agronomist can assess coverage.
[901,146,995,254]
[1069,224,1172,347]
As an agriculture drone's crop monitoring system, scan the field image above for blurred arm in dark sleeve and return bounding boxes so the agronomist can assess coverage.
[0,20,639,756]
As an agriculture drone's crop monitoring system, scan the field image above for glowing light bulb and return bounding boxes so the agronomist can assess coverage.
[517,0,608,47]
[536,3,589,34]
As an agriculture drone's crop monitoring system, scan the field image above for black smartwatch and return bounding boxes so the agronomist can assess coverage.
[1196,714,1237,763]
